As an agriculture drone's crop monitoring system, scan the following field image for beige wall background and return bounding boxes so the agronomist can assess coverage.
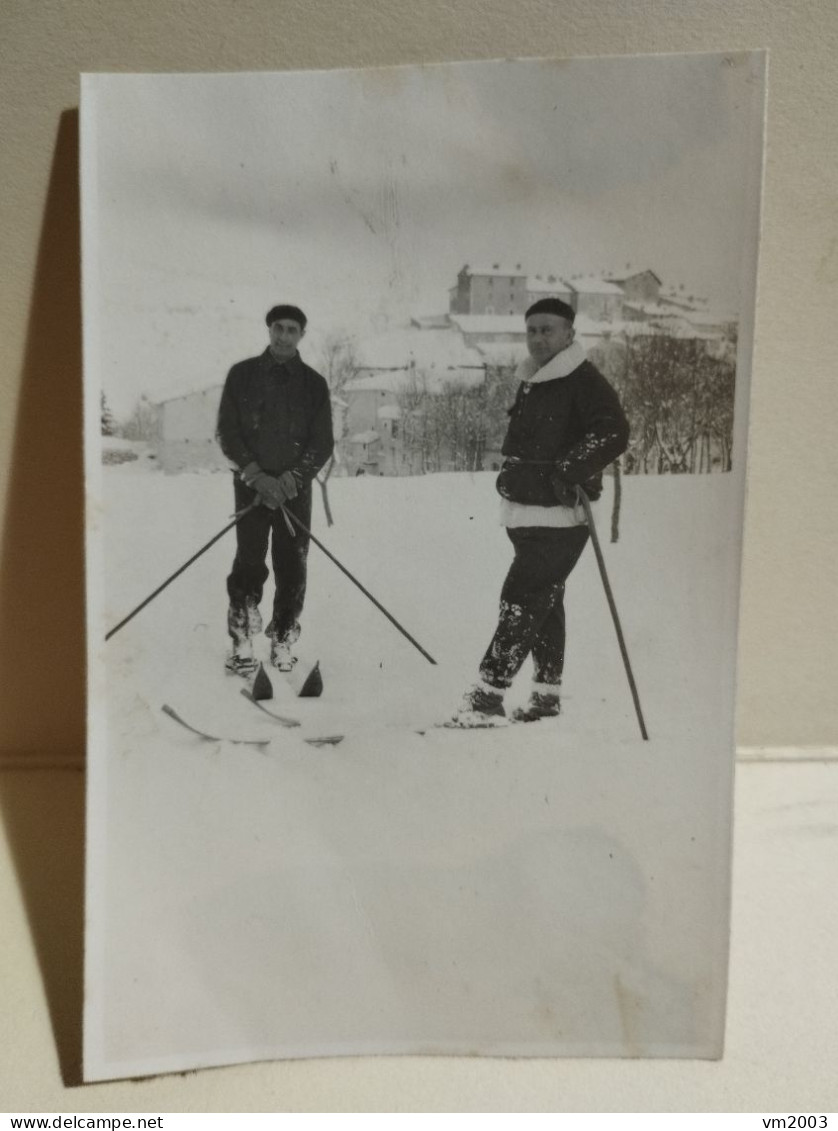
[1,0,836,763]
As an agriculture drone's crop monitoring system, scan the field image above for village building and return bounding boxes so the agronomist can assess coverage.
[604,268,663,304]
[143,263,736,477]
[526,274,576,306]
[447,313,525,350]
[565,277,626,321]
[449,263,530,316]
[340,327,486,475]
[153,385,226,473]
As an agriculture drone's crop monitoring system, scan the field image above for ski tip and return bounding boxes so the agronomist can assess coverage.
[251,663,273,702]
[298,660,323,698]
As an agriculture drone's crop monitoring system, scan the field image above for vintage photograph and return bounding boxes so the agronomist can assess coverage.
[82,53,765,1079]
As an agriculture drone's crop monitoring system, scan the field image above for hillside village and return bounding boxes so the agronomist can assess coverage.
[114,265,738,477]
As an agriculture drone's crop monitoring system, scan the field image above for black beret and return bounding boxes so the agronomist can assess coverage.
[265,304,307,330]
[525,297,575,324]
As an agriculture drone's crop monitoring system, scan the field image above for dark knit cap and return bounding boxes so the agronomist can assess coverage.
[525,297,575,324]
[265,304,307,330]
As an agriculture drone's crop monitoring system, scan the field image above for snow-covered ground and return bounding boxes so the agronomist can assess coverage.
[85,465,744,1080]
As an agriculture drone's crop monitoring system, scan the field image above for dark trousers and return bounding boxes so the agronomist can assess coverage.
[226,476,311,645]
[479,525,590,689]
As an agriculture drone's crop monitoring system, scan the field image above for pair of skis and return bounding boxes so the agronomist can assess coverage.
[160,655,517,749]
[162,660,344,749]
[161,702,344,749]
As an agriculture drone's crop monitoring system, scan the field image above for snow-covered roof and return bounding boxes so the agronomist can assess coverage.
[606,269,662,286]
[567,278,624,296]
[448,314,525,335]
[353,327,483,372]
[348,430,381,445]
[345,367,485,395]
[659,290,718,308]
[460,263,527,278]
[526,277,573,293]
[410,314,453,330]
[622,301,688,318]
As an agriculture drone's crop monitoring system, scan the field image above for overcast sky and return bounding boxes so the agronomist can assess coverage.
[83,52,765,414]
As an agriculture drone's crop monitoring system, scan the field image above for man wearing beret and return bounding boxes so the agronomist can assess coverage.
[216,304,333,676]
[451,297,630,726]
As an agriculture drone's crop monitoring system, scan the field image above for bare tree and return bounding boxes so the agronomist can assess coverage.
[318,332,359,397]
[121,395,160,442]
[606,330,735,477]
[395,364,516,474]
[312,332,361,524]
[396,371,436,473]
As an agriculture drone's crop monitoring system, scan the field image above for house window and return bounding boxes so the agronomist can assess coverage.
[391,420,399,439]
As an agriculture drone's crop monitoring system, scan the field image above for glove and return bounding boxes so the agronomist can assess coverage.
[253,474,285,510]
[549,471,580,508]
[240,461,263,488]
[255,472,301,510]
[240,464,299,509]
[277,470,299,501]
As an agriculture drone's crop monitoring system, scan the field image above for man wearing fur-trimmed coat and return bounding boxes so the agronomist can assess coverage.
[451,297,630,726]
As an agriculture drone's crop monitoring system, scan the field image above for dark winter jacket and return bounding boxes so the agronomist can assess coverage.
[216,349,334,483]
[497,351,629,507]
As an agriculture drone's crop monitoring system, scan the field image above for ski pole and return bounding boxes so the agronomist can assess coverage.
[105,502,258,641]
[577,487,649,741]
[278,503,438,666]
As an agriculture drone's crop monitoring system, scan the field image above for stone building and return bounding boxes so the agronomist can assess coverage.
[449,263,531,316]
[153,385,227,473]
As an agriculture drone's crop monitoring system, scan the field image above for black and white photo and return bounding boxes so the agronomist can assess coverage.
[81,52,765,1080]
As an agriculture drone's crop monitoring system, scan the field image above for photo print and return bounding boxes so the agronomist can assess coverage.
[81,51,766,1080]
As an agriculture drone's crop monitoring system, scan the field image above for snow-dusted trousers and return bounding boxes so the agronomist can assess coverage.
[479,525,590,690]
[226,476,311,646]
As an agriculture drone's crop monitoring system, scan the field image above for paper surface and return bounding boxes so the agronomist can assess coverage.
[81,53,765,1081]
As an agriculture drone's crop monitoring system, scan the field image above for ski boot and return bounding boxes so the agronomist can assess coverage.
[447,681,507,728]
[511,685,561,723]
[225,640,259,678]
[269,636,298,673]
[225,598,262,678]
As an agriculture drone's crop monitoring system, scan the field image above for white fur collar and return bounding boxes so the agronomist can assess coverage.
[515,340,587,384]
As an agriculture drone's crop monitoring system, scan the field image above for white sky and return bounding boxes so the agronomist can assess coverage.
[84,53,765,414]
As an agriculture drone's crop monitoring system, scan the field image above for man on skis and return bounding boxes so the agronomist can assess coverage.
[451,297,629,726]
[216,304,333,676]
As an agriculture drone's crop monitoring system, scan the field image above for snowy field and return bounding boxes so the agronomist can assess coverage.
[85,464,743,1079]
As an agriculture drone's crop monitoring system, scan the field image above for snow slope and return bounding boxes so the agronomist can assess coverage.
[85,467,742,1079]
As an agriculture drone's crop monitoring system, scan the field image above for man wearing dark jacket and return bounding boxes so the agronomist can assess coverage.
[216,304,333,675]
[452,297,629,726]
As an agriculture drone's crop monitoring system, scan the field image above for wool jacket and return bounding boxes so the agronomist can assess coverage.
[216,349,334,483]
[497,342,629,510]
